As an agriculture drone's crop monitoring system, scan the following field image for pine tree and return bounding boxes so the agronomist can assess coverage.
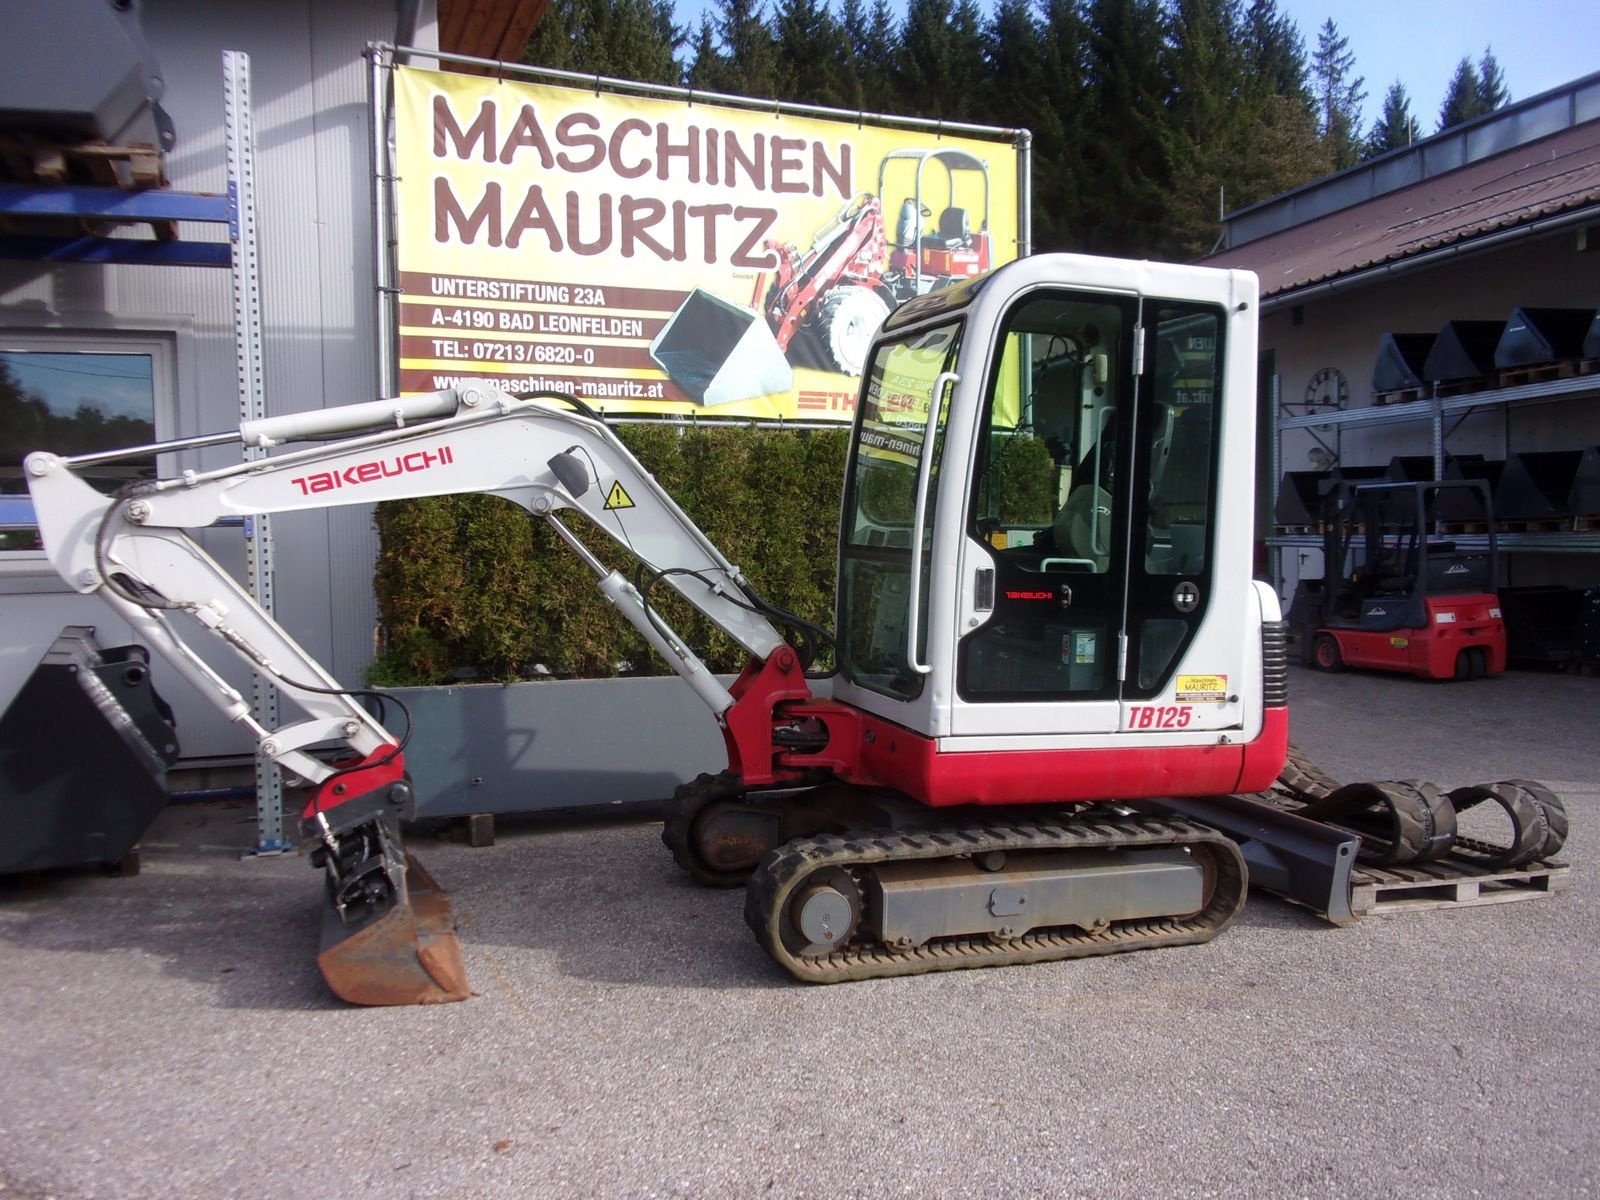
[897,0,986,121]
[690,0,782,100]
[1033,0,1089,251]
[1080,0,1176,256]
[948,0,988,121]
[520,0,681,86]
[1231,0,1327,207]
[843,0,903,114]
[684,15,721,92]
[1437,55,1483,130]
[1243,0,1311,111]
[1365,80,1421,156]
[1310,18,1366,170]
[773,0,849,107]
[1476,47,1509,111]
[1163,0,1247,255]
[978,0,1048,133]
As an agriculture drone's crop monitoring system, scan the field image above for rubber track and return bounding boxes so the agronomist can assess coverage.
[660,771,750,887]
[1449,780,1569,868]
[1298,780,1456,865]
[744,814,1247,984]
[1277,742,1340,801]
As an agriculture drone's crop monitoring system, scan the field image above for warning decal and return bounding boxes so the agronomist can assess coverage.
[604,481,636,511]
[1175,674,1228,702]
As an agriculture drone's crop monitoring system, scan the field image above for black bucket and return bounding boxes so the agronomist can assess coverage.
[1423,320,1505,382]
[1493,450,1585,521]
[1371,333,1436,392]
[0,627,178,874]
[1494,307,1597,369]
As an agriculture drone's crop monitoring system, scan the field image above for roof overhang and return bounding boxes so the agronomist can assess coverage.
[1254,200,1600,314]
[437,0,548,64]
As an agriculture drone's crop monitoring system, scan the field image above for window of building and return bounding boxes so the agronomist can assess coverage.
[0,333,172,555]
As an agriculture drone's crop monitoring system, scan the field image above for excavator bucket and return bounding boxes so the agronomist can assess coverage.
[315,846,471,1006]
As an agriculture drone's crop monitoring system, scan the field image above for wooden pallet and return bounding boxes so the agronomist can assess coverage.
[1350,857,1568,916]
[1434,379,1489,398]
[1496,361,1581,388]
[1372,386,1430,406]
[1497,517,1570,533]
[0,135,174,242]
[0,134,165,189]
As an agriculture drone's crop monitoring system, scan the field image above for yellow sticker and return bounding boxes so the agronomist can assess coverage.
[1175,674,1228,702]
[603,481,635,511]
[1390,637,1409,648]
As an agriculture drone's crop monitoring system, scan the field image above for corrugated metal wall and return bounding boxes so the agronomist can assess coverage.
[0,0,420,759]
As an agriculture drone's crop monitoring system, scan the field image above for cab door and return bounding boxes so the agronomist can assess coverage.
[949,288,1138,736]
[948,290,1237,738]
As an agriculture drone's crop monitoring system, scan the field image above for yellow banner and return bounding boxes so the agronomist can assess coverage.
[392,66,1020,420]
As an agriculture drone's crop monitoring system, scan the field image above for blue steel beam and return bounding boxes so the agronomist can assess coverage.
[0,235,230,267]
[0,184,230,222]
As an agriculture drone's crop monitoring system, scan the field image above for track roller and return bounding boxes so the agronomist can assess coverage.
[662,774,777,887]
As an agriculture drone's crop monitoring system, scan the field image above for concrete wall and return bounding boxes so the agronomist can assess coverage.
[0,1,426,759]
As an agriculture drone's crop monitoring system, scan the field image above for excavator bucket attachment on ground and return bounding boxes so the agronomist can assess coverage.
[0,627,178,876]
[315,841,471,1006]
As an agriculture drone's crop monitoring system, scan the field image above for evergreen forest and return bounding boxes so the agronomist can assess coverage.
[523,0,1514,262]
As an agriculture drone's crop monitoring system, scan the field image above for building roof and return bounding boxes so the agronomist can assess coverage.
[438,0,548,62]
[1203,75,1600,305]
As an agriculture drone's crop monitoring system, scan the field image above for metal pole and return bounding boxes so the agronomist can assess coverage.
[369,45,397,398]
[1269,370,1283,600]
[1015,130,1033,259]
[223,50,287,855]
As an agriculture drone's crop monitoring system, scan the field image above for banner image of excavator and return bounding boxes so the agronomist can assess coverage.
[757,148,993,376]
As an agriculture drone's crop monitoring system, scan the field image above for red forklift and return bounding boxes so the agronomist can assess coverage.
[1290,479,1506,680]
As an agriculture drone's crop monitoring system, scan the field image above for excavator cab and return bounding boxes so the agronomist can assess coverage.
[832,255,1282,801]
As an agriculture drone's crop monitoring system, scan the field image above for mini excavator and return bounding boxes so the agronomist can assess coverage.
[25,253,1312,1002]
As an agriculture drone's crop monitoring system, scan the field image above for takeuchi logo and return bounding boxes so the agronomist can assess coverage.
[289,446,455,495]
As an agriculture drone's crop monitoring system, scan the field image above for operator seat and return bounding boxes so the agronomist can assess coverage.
[925,207,971,249]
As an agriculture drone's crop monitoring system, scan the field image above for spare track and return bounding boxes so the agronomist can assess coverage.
[744,812,1247,984]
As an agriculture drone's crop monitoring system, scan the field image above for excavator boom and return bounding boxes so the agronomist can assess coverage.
[24,380,798,1004]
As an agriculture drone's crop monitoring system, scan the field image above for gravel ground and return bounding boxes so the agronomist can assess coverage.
[0,664,1595,1199]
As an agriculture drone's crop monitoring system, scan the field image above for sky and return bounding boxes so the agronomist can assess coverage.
[1276,0,1598,132]
[670,0,1600,134]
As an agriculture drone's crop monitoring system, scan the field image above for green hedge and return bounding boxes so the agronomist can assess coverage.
[369,425,1056,685]
[370,425,848,685]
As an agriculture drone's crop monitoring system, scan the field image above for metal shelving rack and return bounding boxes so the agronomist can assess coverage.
[0,52,286,853]
[1270,371,1600,562]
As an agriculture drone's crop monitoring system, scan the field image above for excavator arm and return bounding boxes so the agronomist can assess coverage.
[23,380,810,1004]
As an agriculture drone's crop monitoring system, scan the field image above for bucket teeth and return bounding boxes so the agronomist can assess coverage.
[316,847,471,1006]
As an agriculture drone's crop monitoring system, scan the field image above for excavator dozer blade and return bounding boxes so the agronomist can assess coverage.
[316,851,471,1006]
